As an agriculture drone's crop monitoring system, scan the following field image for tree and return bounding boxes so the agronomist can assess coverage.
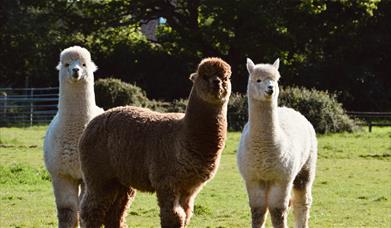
[98,0,389,110]
[1,0,389,110]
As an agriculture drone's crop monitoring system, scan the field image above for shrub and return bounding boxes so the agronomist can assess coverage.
[279,87,357,133]
[165,99,188,113]
[94,78,149,110]
[226,87,357,133]
[94,78,188,113]
[227,93,248,131]
[144,99,171,113]
[143,99,188,113]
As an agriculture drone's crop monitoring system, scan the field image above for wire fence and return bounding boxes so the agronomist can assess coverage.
[0,87,59,127]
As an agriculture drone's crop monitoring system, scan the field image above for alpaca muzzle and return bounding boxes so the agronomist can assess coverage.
[72,68,80,79]
[266,89,274,96]
[266,85,274,96]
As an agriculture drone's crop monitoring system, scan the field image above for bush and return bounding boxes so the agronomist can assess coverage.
[226,87,357,133]
[165,99,188,113]
[142,98,188,113]
[144,99,171,113]
[279,87,357,133]
[94,78,188,113]
[94,78,149,110]
[228,93,248,131]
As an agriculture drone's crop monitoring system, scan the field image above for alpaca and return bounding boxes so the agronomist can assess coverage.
[237,58,317,228]
[44,46,104,228]
[78,57,232,228]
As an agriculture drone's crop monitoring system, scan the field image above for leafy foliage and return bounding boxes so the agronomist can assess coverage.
[226,88,357,133]
[94,78,149,110]
[279,87,357,133]
[94,78,189,112]
[1,0,390,111]
[227,93,249,132]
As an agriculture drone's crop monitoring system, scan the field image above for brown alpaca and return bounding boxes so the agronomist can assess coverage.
[79,57,232,228]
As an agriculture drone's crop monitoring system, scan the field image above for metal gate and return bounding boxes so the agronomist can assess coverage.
[0,87,59,127]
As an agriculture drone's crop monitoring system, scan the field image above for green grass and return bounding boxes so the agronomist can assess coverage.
[0,126,390,227]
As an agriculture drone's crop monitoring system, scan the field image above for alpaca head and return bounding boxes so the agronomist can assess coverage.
[56,46,97,84]
[189,57,232,105]
[246,58,280,102]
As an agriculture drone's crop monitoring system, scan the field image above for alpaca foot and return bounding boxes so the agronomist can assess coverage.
[251,206,267,228]
[269,207,289,228]
[159,205,186,228]
[58,207,78,228]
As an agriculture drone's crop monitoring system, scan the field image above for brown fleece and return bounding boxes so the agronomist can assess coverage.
[79,57,231,228]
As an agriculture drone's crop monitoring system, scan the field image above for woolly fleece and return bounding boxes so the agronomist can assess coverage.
[237,58,317,228]
[44,46,103,228]
[79,57,232,228]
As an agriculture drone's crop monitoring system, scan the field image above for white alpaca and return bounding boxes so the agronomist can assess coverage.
[44,46,103,228]
[237,58,317,228]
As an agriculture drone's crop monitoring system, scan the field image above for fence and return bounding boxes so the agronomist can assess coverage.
[347,111,391,132]
[0,87,59,127]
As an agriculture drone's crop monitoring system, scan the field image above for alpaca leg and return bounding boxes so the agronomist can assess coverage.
[157,187,186,228]
[246,181,268,228]
[52,175,80,228]
[292,169,315,228]
[268,182,292,228]
[104,186,136,228]
[80,182,120,228]
[179,187,202,226]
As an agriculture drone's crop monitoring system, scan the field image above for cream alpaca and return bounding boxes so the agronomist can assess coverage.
[237,58,317,228]
[44,46,103,228]
[78,57,231,228]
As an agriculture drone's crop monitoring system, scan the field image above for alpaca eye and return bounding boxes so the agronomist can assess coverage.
[256,79,262,83]
[82,63,86,67]
[65,63,69,67]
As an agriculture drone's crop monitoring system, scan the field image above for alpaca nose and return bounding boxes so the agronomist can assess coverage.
[266,85,274,95]
[72,68,80,79]
[213,79,221,88]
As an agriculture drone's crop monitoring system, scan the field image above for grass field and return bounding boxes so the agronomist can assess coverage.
[0,126,390,227]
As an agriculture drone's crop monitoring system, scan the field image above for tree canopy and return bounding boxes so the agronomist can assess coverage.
[1,0,390,111]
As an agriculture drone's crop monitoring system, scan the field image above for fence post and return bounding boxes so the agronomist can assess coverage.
[2,92,7,120]
[368,121,372,133]
[30,88,34,127]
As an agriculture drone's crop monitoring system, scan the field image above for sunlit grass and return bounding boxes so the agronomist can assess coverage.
[0,126,390,227]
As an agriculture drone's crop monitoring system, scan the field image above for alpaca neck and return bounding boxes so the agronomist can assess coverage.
[248,97,281,142]
[183,89,228,160]
[58,80,97,118]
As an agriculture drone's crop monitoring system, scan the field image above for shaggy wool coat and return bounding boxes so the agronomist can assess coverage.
[78,57,232,228]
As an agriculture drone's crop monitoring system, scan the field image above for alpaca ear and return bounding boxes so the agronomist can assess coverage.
[273,58,280,70]
[246,58,255,74]
[56,62,61,71]
[189,73,198,82]
[90,61,98,72]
